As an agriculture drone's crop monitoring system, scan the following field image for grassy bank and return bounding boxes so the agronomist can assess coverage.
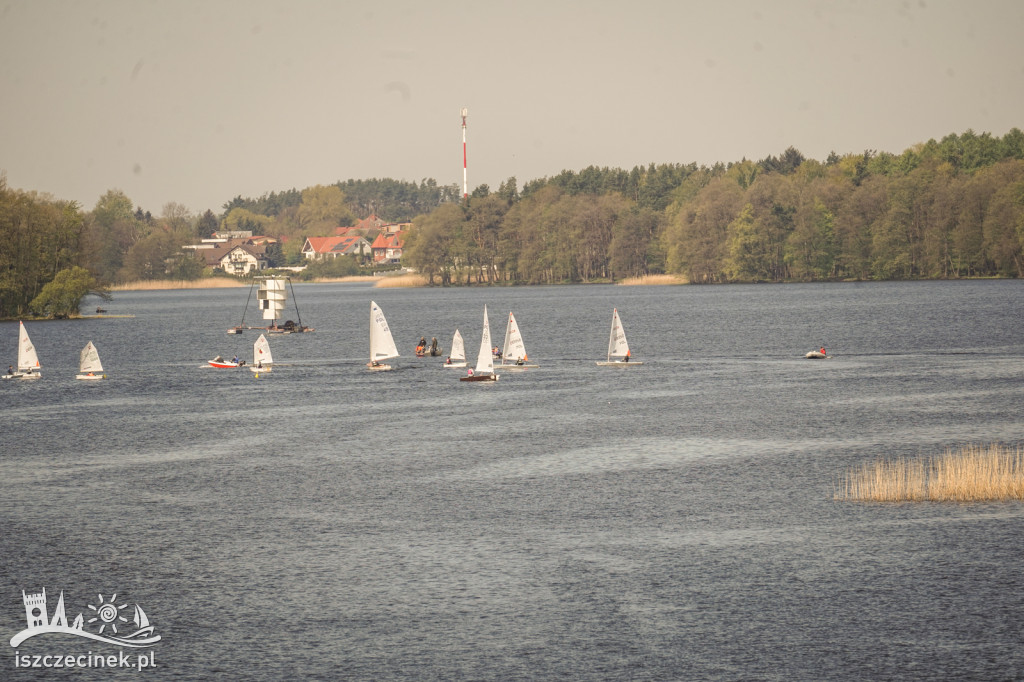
[617,274,688,285]
[111,278,247,291]
[374,273,429,288]
[835,443,1024,502]
[112,275,389,291]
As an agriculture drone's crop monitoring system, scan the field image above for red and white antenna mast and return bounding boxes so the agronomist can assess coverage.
[461,107,468,200]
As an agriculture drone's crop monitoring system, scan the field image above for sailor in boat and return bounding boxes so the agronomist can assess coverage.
[623,350,630,363]
[515,354,526,366]
[416,336,427,356]
[467,367,474,376]
[492,346,502,358]
[430,337,439,356]
[7,365,12,375]
[445,356,452,365]
[820,347,826,356]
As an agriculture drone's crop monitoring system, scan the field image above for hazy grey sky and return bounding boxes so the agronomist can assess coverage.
[2,0,1022,216]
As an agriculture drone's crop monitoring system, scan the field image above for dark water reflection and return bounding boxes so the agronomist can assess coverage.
[1,280,1023,680]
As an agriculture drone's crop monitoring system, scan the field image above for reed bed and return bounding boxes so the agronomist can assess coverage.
[373,273,429,288]
[835,443,1024,502]
[310,275,381,283]
[616,274,687,286]
[111,278,246,291]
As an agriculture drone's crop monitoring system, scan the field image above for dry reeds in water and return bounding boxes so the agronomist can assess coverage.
[310,275,380,283]
[835,443,1024,502]
[111,278,247,291]
[616,274,687,286]
[373,273,429,288]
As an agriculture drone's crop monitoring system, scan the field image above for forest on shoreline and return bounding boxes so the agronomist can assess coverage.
[2,128,1024,318]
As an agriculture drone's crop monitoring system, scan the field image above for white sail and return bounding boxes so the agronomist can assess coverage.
[79,341,103,373]
[450,329,466,362]
[18,321,41,374]
[501,312,528,364]
[133,604,150,629]
[253,333,273,367]
[474,306,495,375]
[370,301,400,363]
[607,308,630,360]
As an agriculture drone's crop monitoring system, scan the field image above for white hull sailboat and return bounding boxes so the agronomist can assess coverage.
[75,340,105,380]
[500,311,538,369]
[368,301,400,371]
[460,306,499,382]
[443,329,467,368]
[250,333,273,372]
[596,308,643,367]
[3,321,42,380]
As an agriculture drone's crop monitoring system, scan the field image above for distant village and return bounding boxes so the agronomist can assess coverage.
[182,214,410,275]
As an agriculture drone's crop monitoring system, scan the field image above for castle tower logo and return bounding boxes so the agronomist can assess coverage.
[10,588,161,649]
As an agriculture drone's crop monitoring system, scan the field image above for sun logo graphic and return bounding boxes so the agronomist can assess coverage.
[88,594,129,636]
[10,588,161,649]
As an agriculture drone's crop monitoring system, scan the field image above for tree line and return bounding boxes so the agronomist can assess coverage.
[2,128,1023,318]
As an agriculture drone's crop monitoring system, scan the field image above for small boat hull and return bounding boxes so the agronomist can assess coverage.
[2,371,39,380]
[805,351,828,359]
[367,363,393,371]
[501,363,539,370]
[76,373,105,380]
[442,362,467,368]
[596,360,643,367]
[208,361,240,368]
[249,366,271,373]
[460,373,498,382]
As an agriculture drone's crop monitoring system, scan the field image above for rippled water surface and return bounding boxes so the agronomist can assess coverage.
[2,280,1023,680]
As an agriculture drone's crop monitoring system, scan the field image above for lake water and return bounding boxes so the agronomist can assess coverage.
[2,280,1023,680]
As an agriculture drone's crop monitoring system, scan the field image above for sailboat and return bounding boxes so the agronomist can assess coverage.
[443,329,467,368]
[596,308,643,366]
[368,300,400,370]
[75,341,105,380]
[250,333,273,372]
[500,311,539,369]
[460,306,499,382]
[3,321,42,380]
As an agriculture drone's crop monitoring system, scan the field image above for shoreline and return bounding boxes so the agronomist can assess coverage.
[110,276,383,292]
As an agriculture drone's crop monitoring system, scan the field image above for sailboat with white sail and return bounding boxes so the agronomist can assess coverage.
[368,300,400,371]
[3,321,42,380]
[443,329,467,368]
[596,308,643,366]
[460,306,499,382]
[250,333,273,372]
[500,311,538,369]
[75,341,105,380]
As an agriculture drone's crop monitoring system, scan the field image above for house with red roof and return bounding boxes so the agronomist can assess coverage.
[301,235,372,260]
[370,230,406,264]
